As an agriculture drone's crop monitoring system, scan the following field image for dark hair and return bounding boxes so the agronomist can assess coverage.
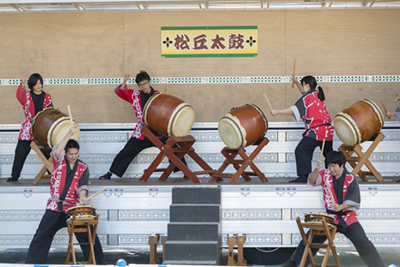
[135,70,151,84]
[326,151,346,167]
[301,75,325,101]
[65,139,80,153]
[28,73,44,90]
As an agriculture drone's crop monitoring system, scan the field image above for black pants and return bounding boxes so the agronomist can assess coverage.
[25,210,104,264]
[11,140,51,179]
[291,222,384,267]
[110,136,188,177]
[295,137,333,179]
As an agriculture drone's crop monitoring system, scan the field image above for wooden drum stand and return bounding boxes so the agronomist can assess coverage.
[65,215,99,265]
[210,137,269,184]
[139,125,216,183]
[30,141,52,185]
[296,217,341,267]
[338,132,385,182]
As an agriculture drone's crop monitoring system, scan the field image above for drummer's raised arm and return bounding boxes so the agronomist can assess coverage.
[292,76,303,93]
[54,126,77,159]
[120,73,130,90]
[21,74,26,87]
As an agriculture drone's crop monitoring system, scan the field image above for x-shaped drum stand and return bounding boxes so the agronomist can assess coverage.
[139,125,216,183]
[210,137,269,184]
[30,141,52,185]
[338,132,385,182]
[296,217,341,267]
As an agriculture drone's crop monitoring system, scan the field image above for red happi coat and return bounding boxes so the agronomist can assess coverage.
[292,90,333,141]
[318,169,358,226]
[16,84,52,141]
[115,85,160,140]
[46,151,88,212]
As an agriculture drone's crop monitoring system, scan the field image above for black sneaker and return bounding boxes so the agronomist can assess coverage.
[99,172,111,180]
[7,177,19,182]
[289,177,307,183]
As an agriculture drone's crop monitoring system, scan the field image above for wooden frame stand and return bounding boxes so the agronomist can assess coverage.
[338,132,385,182]
[227,234,247,266]
[139,125,216,184]
[66,215,99,265]
[148,234,161,264]
[296,217,341,267]
[210,137,269,184]
[30,141,52,185]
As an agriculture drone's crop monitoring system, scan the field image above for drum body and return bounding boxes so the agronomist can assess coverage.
[218,104,268,149]
[334,99,383,146]
[304,213,335,230]
[31,107,80,148]
[65,205,97,222]
[143,93,195,137]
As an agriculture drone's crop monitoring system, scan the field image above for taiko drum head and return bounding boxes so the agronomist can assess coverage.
[334,99,383,146]
[143,93,195,137]
[218,104,268,149]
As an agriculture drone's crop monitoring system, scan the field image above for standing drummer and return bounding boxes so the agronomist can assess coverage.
[99,70,187,180]
[283,151,384,267]
[270,76,333,183]
[8,73,53,182]
[25,126,104,264]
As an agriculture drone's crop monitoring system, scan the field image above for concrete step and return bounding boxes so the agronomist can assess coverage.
[172,187,221,204]
[164,240,221,264]
[170,204,220,222]
[167,222,220,241]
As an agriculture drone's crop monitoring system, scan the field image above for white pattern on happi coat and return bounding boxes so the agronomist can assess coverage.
[20,92,33,140]
[323,170,334,210]
[46,161,65,210]
[131,90,144,139]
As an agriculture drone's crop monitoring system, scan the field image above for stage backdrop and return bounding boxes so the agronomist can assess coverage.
[0,9,399,124]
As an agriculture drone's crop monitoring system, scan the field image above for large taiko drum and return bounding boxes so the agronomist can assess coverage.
[333,99,384,146]
[218,104,268,149]
[143,93,195,137]
[31,107,80,148]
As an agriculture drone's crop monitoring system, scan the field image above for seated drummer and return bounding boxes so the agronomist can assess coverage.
[25,126,104,264]
[99,70,187,180]
[8,73,53,182]
[283,151,384,267]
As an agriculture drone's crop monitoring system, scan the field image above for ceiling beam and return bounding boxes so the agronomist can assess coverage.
[10,4,26,11]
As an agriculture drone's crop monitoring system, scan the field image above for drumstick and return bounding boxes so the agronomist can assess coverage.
[380,100,390,119]
[86,188,107,201]
[327,183,336,205]
[263,92,278,122]
[67,105,73,127]
[127,52,134,75]
[395,93,400,103]
[17,60,24,75]
[319,139,326,161]
[291,59,296,88]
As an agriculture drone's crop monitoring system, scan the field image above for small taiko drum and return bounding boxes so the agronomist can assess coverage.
[65,205,97,224]
[218,104,268,149]
[304,213,335,230]
[31,107,80,148]
[334,99,384,146]
[143,93,195,137]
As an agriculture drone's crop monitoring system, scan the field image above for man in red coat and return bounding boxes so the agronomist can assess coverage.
[25,126,104,264]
